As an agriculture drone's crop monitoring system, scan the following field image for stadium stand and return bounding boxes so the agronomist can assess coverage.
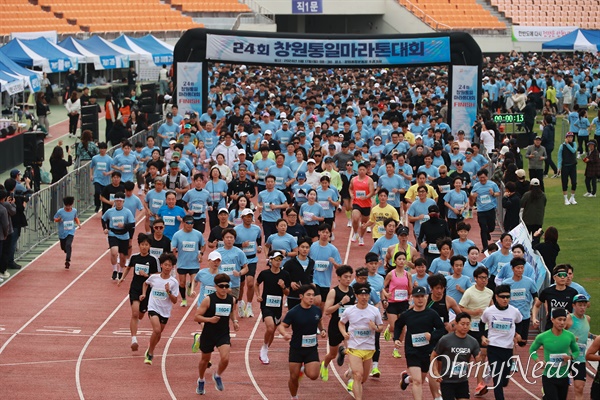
[397,0,506,30]
[169,0,251,13]
[490,0,600,29]
[0,0,80,35]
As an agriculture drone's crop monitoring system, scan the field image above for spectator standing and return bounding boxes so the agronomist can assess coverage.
[520,179,547,244]
[35,92,51,137]
[49,145,73,184]
[502,181,520,233]
[557,132,578,205]
[583,139,599,197]
[526,136,547,191]
[65,91,81,138]
[159,64,169,95]
[0,189,15,279]
[541,115,558,177]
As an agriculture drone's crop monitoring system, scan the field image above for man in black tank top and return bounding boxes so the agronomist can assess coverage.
[320,265,356,381]
[193,273,239,396]
[426,273,462,333]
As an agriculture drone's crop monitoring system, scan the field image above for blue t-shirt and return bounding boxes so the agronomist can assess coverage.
[444,190,469,219]
[171,229,205,270]
[157,121,180,147]
[54,207,78,239]
[292,182,312,206]
[216,246,248,288]
[418,165,440,184]
[407,198,436,238]
[429,258,452,276]
[205,179,229,209]
[91,154,112,186]
[445,275,472,304]
[309,242,342,288]
[472,180,499,212]
[258,189,287,222]
[266,233,298,264]
[195,269,218,305]
[452,238,475,257]
[274,129,294,150]
[112,153,138,183]
[102,207,135,240]
[378,174,406,208]
[289,160,308,177]
[254,159,276,184]
[496,261,536,283]
[366,274,385,304]
[482,250,512,277]
[268,165,295,190]
[182,188,211,219]
[412,273,430,293]
[370,235,399,275]
[503,276,538,319]
[300,202,324,226]
[234,224,262,264]
[316,188,339,218]
[463,261,484,283]
[157,205,187,239]
[145,189,166,222]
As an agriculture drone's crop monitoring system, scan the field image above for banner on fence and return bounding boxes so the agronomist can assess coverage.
[512,26,578,42]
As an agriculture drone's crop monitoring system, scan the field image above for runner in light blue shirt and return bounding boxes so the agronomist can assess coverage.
[309,224,342,292]
[445,255,472,304]
[112,142,138,183]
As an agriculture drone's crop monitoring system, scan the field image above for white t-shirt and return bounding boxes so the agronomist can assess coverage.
[339,304,383,351]
[480,130,495,154]
[146,274,180,318]
[481,304,522,349]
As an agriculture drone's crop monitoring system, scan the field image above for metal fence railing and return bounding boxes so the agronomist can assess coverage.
[15,121,160,261]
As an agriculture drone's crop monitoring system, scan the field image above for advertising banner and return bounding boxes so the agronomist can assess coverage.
[512,26,578,42]
[504,222,548,290]
[451,65,478,140]
[177,62,203,116]
[206,34,451,66]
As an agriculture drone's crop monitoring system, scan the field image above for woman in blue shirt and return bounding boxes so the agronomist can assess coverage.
[299,189,325,241]
[205,166,229,229]
[575,109,590,156]
[443,176,469,238]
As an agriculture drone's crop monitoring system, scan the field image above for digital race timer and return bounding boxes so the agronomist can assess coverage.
[493,114,524,123]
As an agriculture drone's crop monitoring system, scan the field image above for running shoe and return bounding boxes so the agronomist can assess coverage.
[366,227,372,233]
[400,371,409,390]
[259,345,269,364]
[383,325,391,341]
[569,197,577,205]
[347,220,352,227]
[351,233,359,242]
[320,361,329,381]
[474,382,488,396]
[213,373,224,391]
[245,303,254,318]
[564,199,571,205]
[584,192,592,197]
[181,299,188,307]
[131,339,138,351]
[196,379,205,395]
[117,272,123,280]
[337,345,346,366]
[186,282,192,297]
[358,237,364,246]
[111,270,118,280]
[238,300,246,318]
[346,379,354,392]
[144,350,153,365]
[370,367,381,378]
[192,333,201,353]
[393,348,402,358]
[0,271,9,279]
[65,261,70,269]
[591,194,597,197]
[258,354,270,365]
[331,233,335,241]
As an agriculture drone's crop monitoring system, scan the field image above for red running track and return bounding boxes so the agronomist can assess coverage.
[0,209,593,399]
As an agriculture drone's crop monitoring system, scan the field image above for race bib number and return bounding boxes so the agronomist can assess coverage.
[63,220,75,231]
[109,193,115,201]
[428,243,440,254]
[264,203,272,212]
[134,264,150,275]
[150,247,163,258]
[215,303,232,317]
[549,353,566,367]
[439,270,450,276]
[258,170,267,180]
[411,333,429,347]
[376,225,386,235]
[356,190,366,198]
[266,295,282,307]
[96,162,107,171]
[218,240,224,248]
[353,329,371,339]
[275,176,284,186]
[480,194,491,205]
[470,318,481,331]
[112,216,124,226]
[338,306,346,315]
[315,260,329,272]
[318,200,330,210]
[122,165,132,173]
[380,246,388,259]
[578,343,587,354]
[511,288,526,301]
[191,203,204,213]
[422,214,430,222]
[439,184,450,193]
[210,192,221,201]
[152,288,168,300]
[205,137,214,146]
[182,241,196,252]
[388,192,396,202]
[453,203,464,211]
[303,211,314,222]
[491,320,511,332]
[243,241,256,254]
[221,263,235,275]
[204,285,216,296]
[452,362,467,377]
[394,289,408,301]
[302,334,317,347]
[162,215,176,225]
[151,199,164,209]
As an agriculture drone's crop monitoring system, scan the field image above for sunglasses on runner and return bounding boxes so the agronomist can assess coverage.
[153,226,164,230]
[217,284,230,289]
[497,294,511,299]
[555,272,568,278]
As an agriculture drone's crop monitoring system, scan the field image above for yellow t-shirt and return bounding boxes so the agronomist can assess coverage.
[405,183,438,202]
[369,204,400,239]
[404,131,416,146]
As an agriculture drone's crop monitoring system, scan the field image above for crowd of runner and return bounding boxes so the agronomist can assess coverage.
[46,49,600,400]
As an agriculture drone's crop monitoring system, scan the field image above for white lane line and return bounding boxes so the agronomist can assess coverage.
[75,295,129,400]
[509,376,542,400]
[0,217,144,353]
[161,294,200,400]
[245,311,268,400]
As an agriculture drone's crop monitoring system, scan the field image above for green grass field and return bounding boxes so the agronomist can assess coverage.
[522,109,600,332]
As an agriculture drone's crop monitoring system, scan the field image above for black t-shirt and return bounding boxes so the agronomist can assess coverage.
[257,268,291,310]
[149,235,171,259]
[286,224,307,242]
[283,304,322,349]
[127,253,160,293]
[282,257,315,299]
[427,293,449,323]
[539,285,578,329]
[394,308,446,355]
[201,292,234,336]
[208,224,235,245]
[329,285,356,329]
[101,183,125,214]
[449,170,472,189]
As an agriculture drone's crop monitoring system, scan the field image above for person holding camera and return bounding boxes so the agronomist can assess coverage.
[4,176,29,270]
[0,187,16,279]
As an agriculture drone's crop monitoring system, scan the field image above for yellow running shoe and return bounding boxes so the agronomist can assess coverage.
[320,361,329,381]
[383,324,391,341]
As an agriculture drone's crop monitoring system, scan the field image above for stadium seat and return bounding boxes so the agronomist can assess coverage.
[490,0,598,28]
[397,0,506,30]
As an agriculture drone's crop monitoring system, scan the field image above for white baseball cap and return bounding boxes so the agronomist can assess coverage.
[208,251,222,261]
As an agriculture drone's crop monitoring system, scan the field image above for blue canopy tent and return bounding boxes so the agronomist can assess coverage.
[59,36,137,70]
[0,71,25,96]
[542,29,600,52]
[0,52,41,93]
[0,37,79,73]
[112,34,173,66]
